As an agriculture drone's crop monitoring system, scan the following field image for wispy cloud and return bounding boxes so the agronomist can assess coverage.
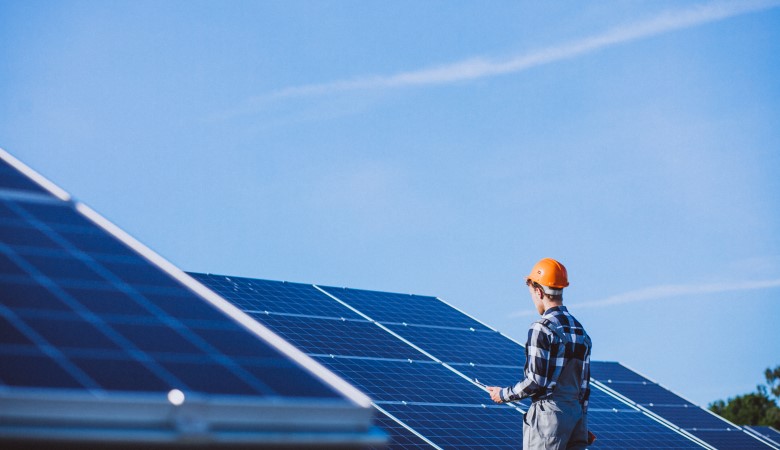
[510,278,780,317]
[243,0,780,107]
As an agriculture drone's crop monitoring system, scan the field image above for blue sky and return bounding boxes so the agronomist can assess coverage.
[2,0,779,407]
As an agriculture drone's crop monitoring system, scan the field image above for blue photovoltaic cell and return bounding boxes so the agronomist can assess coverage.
[248,313,424,360]
[316,357,489,405]
[750,426,780,444]
[370,413,432,449]
[647,406,772,450]
[646,405,731,429]
[0,159,53,197]
[754,426,780,439]
[588,410,702,449]
[445,364,530,409]
[190,273,363,319]
[447,363,523,388]
[385,323,524,366]
[0,198,343,401]
[591,361,652,383]
[601,380,694,406]
[689,430,772,450]
[320,285,490,330]
[378,403,523,449]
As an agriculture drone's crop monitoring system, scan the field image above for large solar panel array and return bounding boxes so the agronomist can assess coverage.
[193,273,738,449]
[5,147,773,449]
[591,362,778,449]
[0,150,380,447]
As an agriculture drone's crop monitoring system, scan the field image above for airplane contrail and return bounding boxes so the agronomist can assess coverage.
[260,0,780,100]
[509,278,780,317]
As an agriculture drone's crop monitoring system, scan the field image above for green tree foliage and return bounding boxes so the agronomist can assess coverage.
[709,365,780,428]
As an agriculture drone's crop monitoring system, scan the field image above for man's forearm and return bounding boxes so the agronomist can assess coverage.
[499,377,539,402]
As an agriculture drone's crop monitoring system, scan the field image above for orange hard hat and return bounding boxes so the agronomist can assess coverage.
[526,258,569,289]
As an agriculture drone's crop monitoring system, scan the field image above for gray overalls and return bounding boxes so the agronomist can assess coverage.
[523,322,590,449]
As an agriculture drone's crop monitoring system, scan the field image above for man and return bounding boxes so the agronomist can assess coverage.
[487,258,592,449]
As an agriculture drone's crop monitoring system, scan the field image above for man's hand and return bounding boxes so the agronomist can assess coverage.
[486,386,504,404]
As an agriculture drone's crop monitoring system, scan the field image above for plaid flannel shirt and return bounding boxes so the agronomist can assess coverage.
[500,306,591,404]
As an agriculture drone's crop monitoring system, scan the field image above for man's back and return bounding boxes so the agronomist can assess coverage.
[486,258,593,449]
[538,306,591,406]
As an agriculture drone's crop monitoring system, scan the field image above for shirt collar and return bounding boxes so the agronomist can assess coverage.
[543,305,567,316]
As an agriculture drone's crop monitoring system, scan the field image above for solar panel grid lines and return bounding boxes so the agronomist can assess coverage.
[377,402,524,449]
[591,362,776,449]
[313,283,534,428]
[248,314,427,360]
[316,285,492,331]
[746,427,780,448]
[313,284,455,365]
[199,277,529,448]
[315,286,730,449]
[74,213,372,407]
[598,361,696,400]
[313,284,532,412]
[315,285,641,412]
[611,361,766,427]
[84,205,368,402]
[384,323,525,367]
[372,404,442,449]
[587,409,706,449]
[316,356,501,406]
[190,273,364,320]
[590,379,724,450]
[0,200,347,399]
[195,274,728,449]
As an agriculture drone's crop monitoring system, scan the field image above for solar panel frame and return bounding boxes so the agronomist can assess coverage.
[0,149,381,447]
[0,149,70,201]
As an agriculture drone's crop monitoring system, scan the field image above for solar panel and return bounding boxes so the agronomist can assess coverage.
[384,323,523,366]
[318,285,491,330]
[196,273,714,449]
[316,357,491,405]
[191,273,364,319]
[371,413,434,449]
[377,403,523,449]
[249,314,425,359]
[747,427,780,447]
[0,149,380,447]
[588,409,702,449]
[592,361,775,449]
[196,274,529,448]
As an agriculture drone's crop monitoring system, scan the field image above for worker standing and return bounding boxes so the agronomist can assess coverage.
[487,258,592,449]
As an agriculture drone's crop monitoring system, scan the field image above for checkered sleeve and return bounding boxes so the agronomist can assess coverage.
[499,321,561,402]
